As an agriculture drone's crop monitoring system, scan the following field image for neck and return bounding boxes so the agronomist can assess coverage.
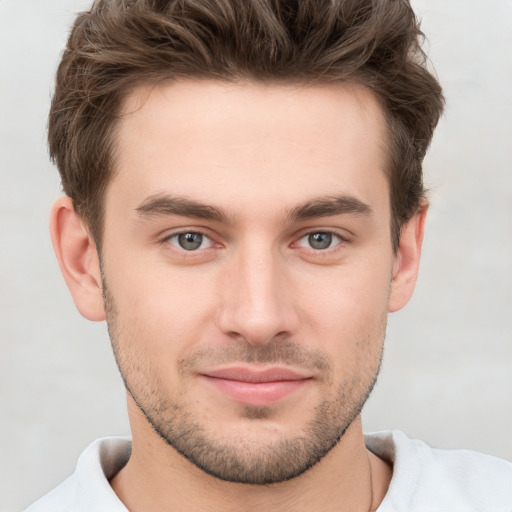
[111,405,391,512]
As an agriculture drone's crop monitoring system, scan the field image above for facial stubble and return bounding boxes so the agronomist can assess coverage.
[102,279,384,485]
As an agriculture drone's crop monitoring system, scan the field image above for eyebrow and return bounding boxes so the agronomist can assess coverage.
[135,194,231,223]
[135,193,372,224]
[287,195,372,222]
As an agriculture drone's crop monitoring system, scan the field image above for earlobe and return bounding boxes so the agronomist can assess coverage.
[49,197,106,321]
[388,203,428,313]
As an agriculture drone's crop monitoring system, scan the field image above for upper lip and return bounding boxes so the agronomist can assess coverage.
[201,367,311,383]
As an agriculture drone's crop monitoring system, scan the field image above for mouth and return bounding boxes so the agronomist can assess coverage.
[199,367,313,407]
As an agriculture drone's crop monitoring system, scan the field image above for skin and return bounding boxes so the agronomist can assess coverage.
[50,80,427,511]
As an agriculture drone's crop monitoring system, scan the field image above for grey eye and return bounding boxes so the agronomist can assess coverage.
[175,232,205,250]
[308,232,333,250]
[297,232,342,250]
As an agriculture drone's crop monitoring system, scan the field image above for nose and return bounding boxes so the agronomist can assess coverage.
[216,242,299,346]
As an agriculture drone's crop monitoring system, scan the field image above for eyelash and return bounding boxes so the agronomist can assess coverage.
[162,230,216,252]
[160,229,349,255]
[295,230,346,251]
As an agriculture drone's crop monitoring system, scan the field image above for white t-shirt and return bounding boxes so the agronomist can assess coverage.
[25,430,512,511]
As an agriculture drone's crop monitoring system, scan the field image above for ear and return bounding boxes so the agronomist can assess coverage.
[388,203,428,313]
[49,196,105,321]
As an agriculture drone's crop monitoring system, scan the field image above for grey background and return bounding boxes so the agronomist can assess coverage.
[1,0,511,510]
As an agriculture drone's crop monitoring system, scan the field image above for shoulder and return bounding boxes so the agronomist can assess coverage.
[24,437,131,512]
[365,430,512,512]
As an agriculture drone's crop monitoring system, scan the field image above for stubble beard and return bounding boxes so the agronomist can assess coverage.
[103,282,384,485]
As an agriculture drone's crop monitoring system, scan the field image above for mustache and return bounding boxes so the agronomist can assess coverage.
[178,339,332,375]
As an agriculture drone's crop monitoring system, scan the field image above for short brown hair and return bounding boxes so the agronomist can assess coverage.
[49,0,444,249]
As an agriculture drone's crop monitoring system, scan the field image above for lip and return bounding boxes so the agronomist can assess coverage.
[199,367,312,407]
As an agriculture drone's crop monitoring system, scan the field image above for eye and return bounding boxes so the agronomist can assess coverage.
[297,232,343,250]
[168,232,213,251]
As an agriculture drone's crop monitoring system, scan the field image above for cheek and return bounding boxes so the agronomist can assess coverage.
[106,259,218,356]
[298,257,391,321]
[295,259,391,357]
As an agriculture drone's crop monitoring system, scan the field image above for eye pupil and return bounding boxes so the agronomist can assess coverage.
[308,232,332,250]
[178,232,203,250]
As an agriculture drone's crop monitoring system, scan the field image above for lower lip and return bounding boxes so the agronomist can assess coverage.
[201,376,309,407]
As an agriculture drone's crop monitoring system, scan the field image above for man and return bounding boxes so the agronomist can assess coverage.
[25,0,511,510]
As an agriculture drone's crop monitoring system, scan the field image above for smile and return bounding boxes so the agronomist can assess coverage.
[199,367,312,407]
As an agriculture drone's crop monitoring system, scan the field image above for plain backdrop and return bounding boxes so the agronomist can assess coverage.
[1,0,511,510]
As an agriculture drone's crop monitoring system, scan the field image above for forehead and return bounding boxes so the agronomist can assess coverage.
[109,80,390,221]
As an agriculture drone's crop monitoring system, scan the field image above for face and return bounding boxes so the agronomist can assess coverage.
[101,81,396,484]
